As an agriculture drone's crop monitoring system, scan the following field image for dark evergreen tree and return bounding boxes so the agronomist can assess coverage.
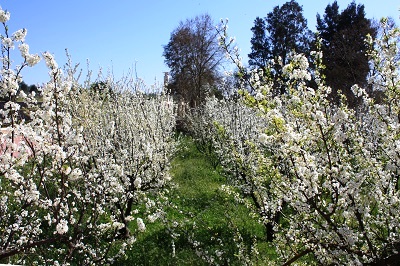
[265,0,311,66]
[316,1,340,49]
[248,17,269,68]
[317,1,377,108]
[248,0,312,94]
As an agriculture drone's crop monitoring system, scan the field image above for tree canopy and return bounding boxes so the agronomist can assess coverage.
[317,1,377,107]
[163,14,225,107]
[248,0,312,94]
[248,17,269,68]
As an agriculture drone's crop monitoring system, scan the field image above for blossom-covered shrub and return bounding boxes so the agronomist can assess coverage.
[213,18,400,264]
[69,76,176,242]
[0,7,176,265]
[186,95,283,251]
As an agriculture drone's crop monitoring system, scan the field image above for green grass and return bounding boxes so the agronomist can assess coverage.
[120,135,274,265]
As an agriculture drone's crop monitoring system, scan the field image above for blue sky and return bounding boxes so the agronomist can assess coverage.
[1,0,399,87]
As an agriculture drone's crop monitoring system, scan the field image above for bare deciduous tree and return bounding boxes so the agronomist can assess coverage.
[163,14,225,108]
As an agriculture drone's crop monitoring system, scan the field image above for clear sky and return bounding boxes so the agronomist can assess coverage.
[1,0,399,87]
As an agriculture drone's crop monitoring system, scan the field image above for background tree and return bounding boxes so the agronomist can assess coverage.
[163,14,225,108]
[317,1,377,108]
[248,17,269,68]
[266,0,311,66]
[18,81,38,95]
[248,0,312,94]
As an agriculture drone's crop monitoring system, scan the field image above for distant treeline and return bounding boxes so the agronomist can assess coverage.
[163,0,386,109]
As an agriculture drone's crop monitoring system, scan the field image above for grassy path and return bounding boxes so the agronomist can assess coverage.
[123,136,269,265]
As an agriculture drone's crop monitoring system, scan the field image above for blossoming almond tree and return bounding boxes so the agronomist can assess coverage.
[69,77,176,241]
[186,96,278,238]
[215,18,400,264]
[0,7,176,265]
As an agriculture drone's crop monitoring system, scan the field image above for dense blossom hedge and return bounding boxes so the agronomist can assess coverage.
[0,8,176,265]
[187,18,400,264]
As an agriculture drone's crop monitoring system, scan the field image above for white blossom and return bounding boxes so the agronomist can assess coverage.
[0,7,10,22]
[2,37,13,49]
[42,51,58,69]
[258,133,269,144]
[56,219,68,235]
[26,53,40,66]
[12,28,27,42]
[133,177,142,189]
[136,218,146,232]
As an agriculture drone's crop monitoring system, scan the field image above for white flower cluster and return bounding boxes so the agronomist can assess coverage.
[0,7,40,78]
[12,28,26,42]
[0,7,10,23]
[282,53,311,81]
[55,219,68,235]
[206,18,400,265]
[0,8,176,265]
[136,218,146,232]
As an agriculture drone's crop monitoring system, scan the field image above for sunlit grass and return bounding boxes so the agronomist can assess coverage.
[120,135,273,265]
